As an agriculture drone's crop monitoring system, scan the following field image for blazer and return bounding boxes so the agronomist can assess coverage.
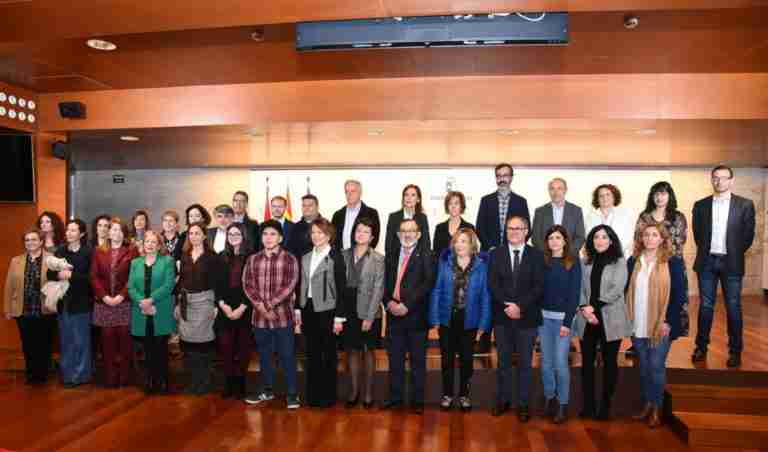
[572,257,632,342]
[90,245,138,301]
[342,248,386,320]
[385,210,431,259]
[429,250,492,332]
[476,191,531,251]
[432,218,474,259]
[278,219,295,244]
[128,254,177,336]
[531,201,586,256]
[237,214,261,252]
[626,256,686,341]
[298,247,347,316]
[47,244,93,314]
[488,244,545,329]
[331,202,381,250]
[692,194,756,276]
[286,218,313,260]
[215,253,253,330]
[383,247,435,330]
[4,252,51,317]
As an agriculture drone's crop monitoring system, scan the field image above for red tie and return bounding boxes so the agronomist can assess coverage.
[393,248,412,301]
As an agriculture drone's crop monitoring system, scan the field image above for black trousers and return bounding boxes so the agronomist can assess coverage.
[303,300,337,406]
[16,315,56,382]
[388,325,427,405]
[438,309,476,398]
[580,323,620,410]
[139,318,169,382]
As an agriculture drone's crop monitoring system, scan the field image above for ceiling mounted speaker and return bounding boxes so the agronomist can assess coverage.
[58,101,87,119]
[52,141,69,160]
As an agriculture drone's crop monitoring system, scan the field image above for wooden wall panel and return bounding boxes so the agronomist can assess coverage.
[36,74,768,132]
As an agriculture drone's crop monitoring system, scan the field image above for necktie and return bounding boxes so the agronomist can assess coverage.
[393,248,412,301]
[513,249,521,272]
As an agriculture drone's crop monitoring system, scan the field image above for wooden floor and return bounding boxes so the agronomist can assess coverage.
[0,295,766,452]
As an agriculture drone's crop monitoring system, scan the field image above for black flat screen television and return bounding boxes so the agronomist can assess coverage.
[0,133,35,203]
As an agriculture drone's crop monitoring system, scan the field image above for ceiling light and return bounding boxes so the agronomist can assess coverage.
[498,129,520,135]
[86,39,117,51]
[635,128,657,135]
[368,129,384,136]
[250,29,265,42]
[120,135,139,142]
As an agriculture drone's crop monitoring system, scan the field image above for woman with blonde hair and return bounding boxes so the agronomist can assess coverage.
[429,227,491,411]
[626,222,686,428]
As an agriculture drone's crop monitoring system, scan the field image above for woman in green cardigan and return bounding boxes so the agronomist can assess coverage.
[129,230,176,394]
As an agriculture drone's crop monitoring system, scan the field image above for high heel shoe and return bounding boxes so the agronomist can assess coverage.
[345,394,359,408]
[363,399,375,409]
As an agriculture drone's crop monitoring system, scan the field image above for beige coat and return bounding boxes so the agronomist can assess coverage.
[4,252,51,317]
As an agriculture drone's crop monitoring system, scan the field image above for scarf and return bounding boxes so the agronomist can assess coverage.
[625,256,670,347]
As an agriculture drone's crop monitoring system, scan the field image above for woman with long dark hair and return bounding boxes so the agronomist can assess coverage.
[572,225,631,420]
[37,211,65,253]
[385,184,431,257]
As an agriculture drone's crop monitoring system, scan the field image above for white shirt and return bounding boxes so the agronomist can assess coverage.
[507,243,526,272]
[552,203,565,226]
[710,193,731,255]
[585,207,635,258]
[403,209,414,220]
[233,213,246,223]
[342,202,362,249]
[633,254,654,338]
[308,245,331,299]
[213,228,227,253]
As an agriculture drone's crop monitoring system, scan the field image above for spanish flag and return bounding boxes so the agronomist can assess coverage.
[285,183,293,221]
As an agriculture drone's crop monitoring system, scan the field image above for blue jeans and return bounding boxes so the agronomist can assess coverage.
[58,311,93,384]
[631,335,671,406]
[495,324,537,406]
[695,254,743,354]
[253,326,298,396]
[538,318,571,404]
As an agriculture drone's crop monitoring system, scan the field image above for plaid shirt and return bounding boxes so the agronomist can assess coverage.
[498,191,511,243]
[242,247,299,329]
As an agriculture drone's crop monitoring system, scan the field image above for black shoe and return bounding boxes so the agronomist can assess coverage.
[517,405,530,423]
[579,405,595,419]
[155,378,169,394]
[544,398,557,417]
[345,394,359,409]
[595,401,611,421]
[411,403,424,415]
[554,404,568,424]
[691,348,707,363]
[492,401,511,417]
[144,375,155,395]
[363,400,375,409]
[235,377,246,400]
[380,399,402,410]
[726,353,742,368]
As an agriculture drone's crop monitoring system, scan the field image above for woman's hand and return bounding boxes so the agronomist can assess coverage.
[560,326,570,337]
[173,305,180,320]
[660,322,671,337]
[333,321,344,335]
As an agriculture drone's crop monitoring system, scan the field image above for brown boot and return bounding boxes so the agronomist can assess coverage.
[632,402,653,421]
[647,406,661,429]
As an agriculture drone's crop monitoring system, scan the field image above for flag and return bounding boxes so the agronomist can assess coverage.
[263,180,271,222]
[285,183,293,221]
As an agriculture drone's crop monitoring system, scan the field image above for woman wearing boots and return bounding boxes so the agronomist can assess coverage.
[175,222,224,395]
[298,218,347,408]
[129,230,176,394]
[429,228,491,411]
[539,225,582,424]
[626,222,686,428]
[573,225,631,420]
[341,217,385,408]
[216,223,253,400]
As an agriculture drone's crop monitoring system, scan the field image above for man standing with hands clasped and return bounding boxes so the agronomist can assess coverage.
[489,216,545,422]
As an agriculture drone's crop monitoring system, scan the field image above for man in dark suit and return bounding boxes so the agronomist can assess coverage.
[232,190,261,252]
[691,165,756,368]
[476,163,531,252]
[287,194,321,259]
[531,177,586,256]
[207,204,234,253]
[331,179,381,251]
[270,195,295,244]
[381,218,434,414]
[488,215,545,422]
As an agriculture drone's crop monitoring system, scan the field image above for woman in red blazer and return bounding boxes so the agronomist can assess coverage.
[90,218,138,387]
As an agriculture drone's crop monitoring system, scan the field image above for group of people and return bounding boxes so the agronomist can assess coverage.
[3,163,755,427]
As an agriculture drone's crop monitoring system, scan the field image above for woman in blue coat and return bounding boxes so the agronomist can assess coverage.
[429,228,491,411]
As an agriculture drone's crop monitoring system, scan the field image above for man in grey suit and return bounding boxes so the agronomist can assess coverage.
[531,178,586,256]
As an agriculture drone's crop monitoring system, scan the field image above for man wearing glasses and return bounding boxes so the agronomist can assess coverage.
[208,204,235,254]
[691,165,755,368]
[381,219,434,414]
[232,191,261,252]
[488,216,544,421]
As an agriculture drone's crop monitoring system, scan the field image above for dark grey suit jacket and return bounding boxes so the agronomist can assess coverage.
[692,193,755,275]
[531,201,586,256]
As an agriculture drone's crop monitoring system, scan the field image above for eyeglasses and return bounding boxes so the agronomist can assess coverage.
[507,227,527,232]
[227,232,243,237]
[711,176,732,182]
[399,229,419,234]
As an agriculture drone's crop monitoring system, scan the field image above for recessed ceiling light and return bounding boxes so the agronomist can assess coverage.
[120,135,139,142]
[368,129,384,136]
[86,39,117,51]
[635,128,657,135]
[498,129,520,135]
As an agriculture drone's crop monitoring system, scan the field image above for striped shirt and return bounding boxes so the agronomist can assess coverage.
[242,247,299,329]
